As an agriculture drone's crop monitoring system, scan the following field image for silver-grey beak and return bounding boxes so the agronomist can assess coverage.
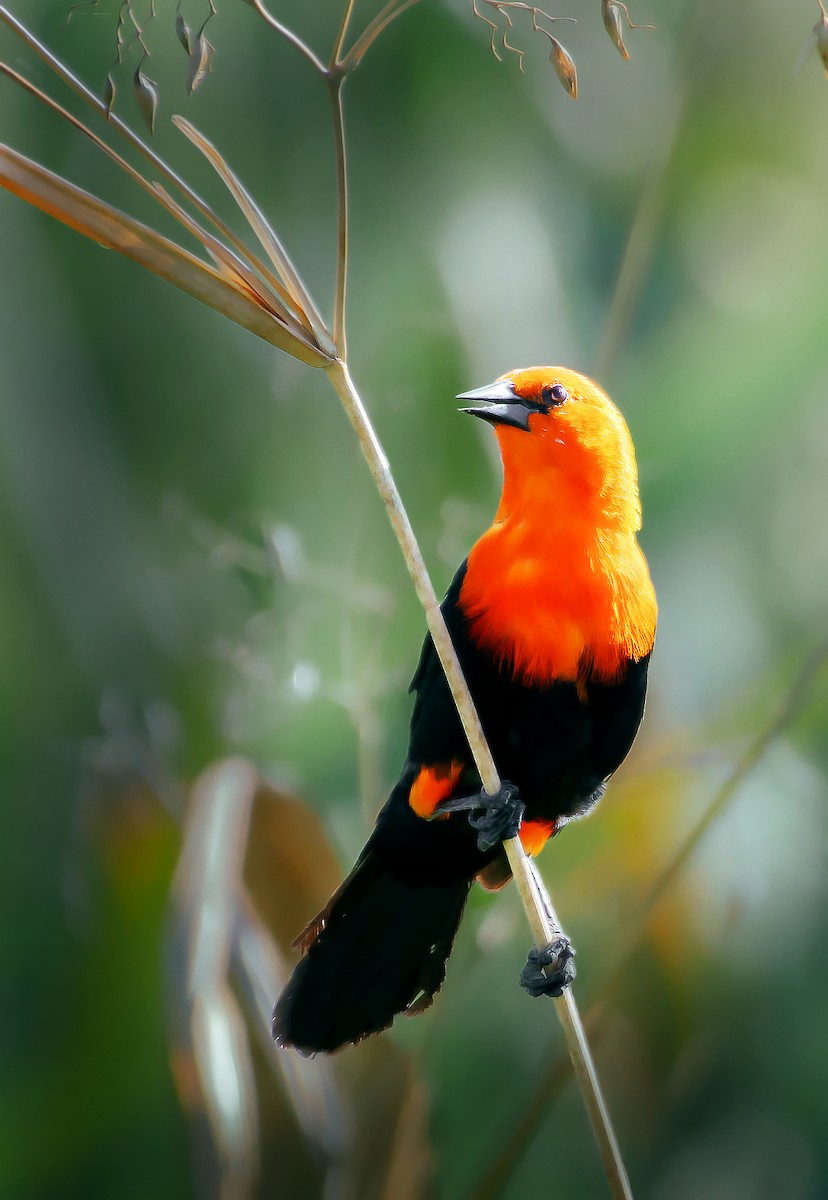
[457,379,531,432]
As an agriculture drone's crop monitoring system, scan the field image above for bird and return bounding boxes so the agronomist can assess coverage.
[272,366,657,1055]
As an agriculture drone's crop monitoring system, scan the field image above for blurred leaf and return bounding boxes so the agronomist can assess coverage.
[341,1041,435,1200]
[243,782,435,1198]
[244,781,343,952]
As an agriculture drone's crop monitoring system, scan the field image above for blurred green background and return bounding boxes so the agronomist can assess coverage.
[2,0,828,1197]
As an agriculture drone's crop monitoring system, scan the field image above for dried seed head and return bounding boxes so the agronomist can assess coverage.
[549,36,577,98]
[601,1,629,60]
[600,0,654,61]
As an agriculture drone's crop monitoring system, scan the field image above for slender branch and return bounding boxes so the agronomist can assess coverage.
[328,80,349,357]
[331,0,359,69]
[325,358,633,1200]
[248,0,327,75]
[343,0,424,72]
[471,635,828,1200]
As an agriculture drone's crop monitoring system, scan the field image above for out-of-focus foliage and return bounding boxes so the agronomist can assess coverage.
[1,1,828,1197]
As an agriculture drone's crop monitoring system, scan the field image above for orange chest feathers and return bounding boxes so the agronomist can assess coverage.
[459,518,657,687]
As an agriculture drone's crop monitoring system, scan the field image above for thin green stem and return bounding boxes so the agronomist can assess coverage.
[331,0,359,69]
[328,79,349,357]
[325,358,633,1200]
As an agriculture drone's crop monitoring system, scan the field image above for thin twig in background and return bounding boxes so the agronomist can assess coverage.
[328,78,350,358]
[331,0,359,67]
[596,0,710,378]
[248,0,326,75]
[470,635,828,1200]
[343,0,425,71]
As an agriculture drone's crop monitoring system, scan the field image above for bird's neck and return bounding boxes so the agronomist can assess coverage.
[460,471,657,686]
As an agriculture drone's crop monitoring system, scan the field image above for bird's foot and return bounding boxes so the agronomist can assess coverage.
[519,937,576,998]
[436,781,524,852]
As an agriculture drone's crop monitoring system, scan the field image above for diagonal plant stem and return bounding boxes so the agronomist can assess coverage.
[325,358,633,1200]
[471,635,828,1200]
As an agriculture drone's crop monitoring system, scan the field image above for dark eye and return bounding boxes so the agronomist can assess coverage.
[542,383,569,406]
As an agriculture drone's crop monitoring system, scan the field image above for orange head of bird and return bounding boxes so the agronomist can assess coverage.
[458,365,643,533]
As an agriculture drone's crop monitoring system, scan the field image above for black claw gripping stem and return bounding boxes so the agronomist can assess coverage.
[519,936,576,998]
[435,780,525,852]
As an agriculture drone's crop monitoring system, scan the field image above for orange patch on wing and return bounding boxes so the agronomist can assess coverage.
[409,761,464,819]
[519,818,556,857]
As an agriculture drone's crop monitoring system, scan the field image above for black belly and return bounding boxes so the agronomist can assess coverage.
[407,561,650,826]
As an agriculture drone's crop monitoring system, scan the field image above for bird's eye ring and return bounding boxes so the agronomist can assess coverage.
[542,383,569,407]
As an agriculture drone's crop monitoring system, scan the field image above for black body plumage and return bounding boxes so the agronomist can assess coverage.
[272,563,649,1054]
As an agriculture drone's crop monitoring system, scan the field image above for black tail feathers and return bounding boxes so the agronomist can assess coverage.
[272,848,470,1054]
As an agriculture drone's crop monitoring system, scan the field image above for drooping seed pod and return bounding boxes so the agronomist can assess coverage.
[549,36,578,98]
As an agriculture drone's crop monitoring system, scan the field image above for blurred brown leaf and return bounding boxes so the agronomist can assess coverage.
[244,782,344,953]
[243,781,434,1199]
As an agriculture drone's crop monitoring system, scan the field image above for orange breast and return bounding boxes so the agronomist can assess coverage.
[460,519,657,686]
